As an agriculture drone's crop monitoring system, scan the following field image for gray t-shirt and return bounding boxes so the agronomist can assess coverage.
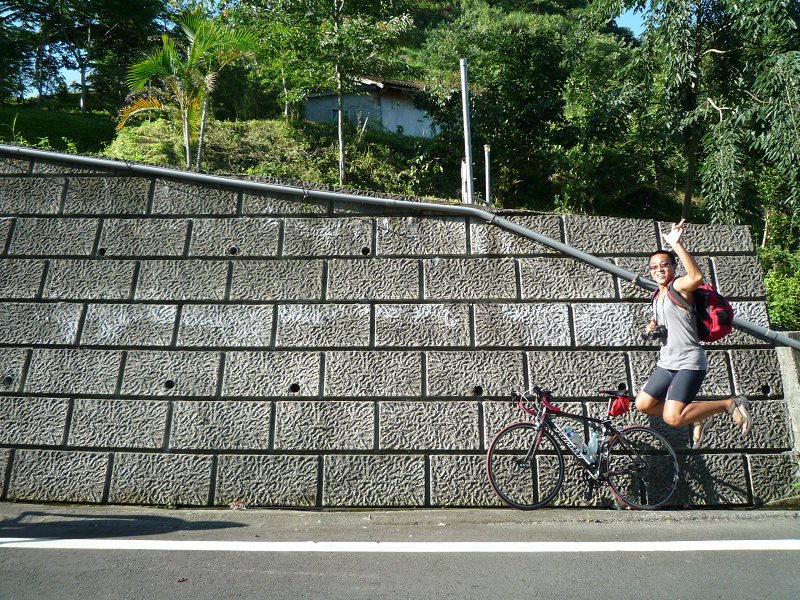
[653,286,708,371]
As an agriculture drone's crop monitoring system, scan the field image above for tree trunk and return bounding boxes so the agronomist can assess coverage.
[182,110,192,169]
[196,95,209,171]
[79,60,87,114]
[336,64,345,186]
[682,123,699,221]
[282,71,289,118]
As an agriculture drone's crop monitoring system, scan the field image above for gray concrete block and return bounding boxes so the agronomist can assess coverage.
[26,349,122,395]
[0,259,45,298]
[424,258,516,300]
[242,190,327,216]
[8,449,108,502]
[69,398,168,449]
[748,452,799,504]
[0,448,8,497]
[43,259,136,300]
[729,348,784,397]
[31,159,100,175]
[658,222,754,253]
[178,304,273,347]
[0,177,63,214]
[475,303,571,347]
[109,452,212,505]
[215,454,319,507]
[223,351,321,397]
[564,215,655,254]
[327,258,419,301]
[170,400,271,450]
[376,216,466,256]
[152,180,236,215]
[520,257,616,300]
[379,401,479,450]
[674,454,749,506]
[526,350,628,397]
[470,214,562,255]
[375,303,470,348]
[483,400,584,449]
[0,158,29,174]
[231,260,323,301]
[687,400,792,451]
[323,454,425,506]
[627,350,732,398]
[430,454,498,506]
[573,302,654,347]
[325,351,421,397]
[1,217,10,249]
[82,304,177,347]
[276,304,370,348]
[121,350,220,397]
[9,217,98,256]
[136,260,228,301]
[427,351,524,397]
[283,217,372,257]
[189,218,280,257]
[723,301,771,346]
[64,177,149,215]
[0,302,82,345]
[275,401,373,450]
[98,218,188,257]
[711,255,766,298]
[0,397,68,445]
[0,348,27,393]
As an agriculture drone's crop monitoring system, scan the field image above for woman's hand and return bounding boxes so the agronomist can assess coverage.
[663,218,685,248]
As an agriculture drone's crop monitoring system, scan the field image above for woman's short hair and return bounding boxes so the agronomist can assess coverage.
[648,250,677,266]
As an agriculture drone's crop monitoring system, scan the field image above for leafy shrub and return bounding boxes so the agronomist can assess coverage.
[758,247,800,330]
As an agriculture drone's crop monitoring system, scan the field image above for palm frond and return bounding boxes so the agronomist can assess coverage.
[117,97,165,130]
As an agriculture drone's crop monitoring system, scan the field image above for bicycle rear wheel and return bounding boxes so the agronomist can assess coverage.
[486,422,564,510]
[605,425,679,510]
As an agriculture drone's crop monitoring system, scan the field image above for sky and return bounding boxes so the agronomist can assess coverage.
[616,8,645,36]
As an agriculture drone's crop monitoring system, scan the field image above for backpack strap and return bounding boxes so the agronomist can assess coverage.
[665,280,695,313]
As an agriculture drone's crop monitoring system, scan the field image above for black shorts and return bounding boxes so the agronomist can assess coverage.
[642,367,707,404]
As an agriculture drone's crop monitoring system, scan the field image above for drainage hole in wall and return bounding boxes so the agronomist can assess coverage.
[228,246,239,256]
[164,380,176,390]
[2,375,12,387]
[289,383,301,393]
[617,383,627,391]
[97,248,106,257]
[761,384,771,396]
[473,385,483,397]
[361,246,371,256]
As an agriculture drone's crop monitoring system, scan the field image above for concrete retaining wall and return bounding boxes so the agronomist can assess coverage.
[0,150,796,508]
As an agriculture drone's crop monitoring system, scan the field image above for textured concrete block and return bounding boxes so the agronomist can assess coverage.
[0,177,63,214]
[0,448,8,497]
[470,214,562,255]
[43,259,136,300]
[687,400,792,451]
[283,217,372,257]
[31,159,100,175]
[711,255,765,298]
[0,348,27,392]
[427,351,524,397]
[729,349,783,397]
[152,180,237,215]
[109,452,212,505]
[189,218,280,257]
[0,302,82,345]
[325,351,421,397]
[82,304,177,347]
[27,349,122,395]
[483,400,584,447]
[178,304,273,347]
[1,217,10,249]
[424,258,516,300]
[136,260,228,301]
[376,216,466,256]
[242,190,327,216]
[0,259,45,298]
[430,454,498,506]
[277,304,369,348]
[628,350,732,398]
[69,398,168,449]
[0,397,68,445]
[573,302,653,347]
[526,351,629,397]
[748,453,799,504]
[327,258,419,300]
[121,350,220,397]
[8,449,108,502]
[98,218,188,257]
[379,401,479,450]
[64,177,149,215]
[323,454,425,506]
[223,351,321,397]
[231,260,323,301]
[215,454,318,506]
[9,217,98,256]
[564,215,655,254]
[170,400,271,450]
[275,401,373,450]
[723,301,771,346]
[520,257,616,300]
[375,303,470,347]
[674,454,749,506]
[475,303,571,347]
[0,158,29,174]
[658,222,754,253]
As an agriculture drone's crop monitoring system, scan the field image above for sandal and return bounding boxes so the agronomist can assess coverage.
[728,395,752,436]
[691,417,714,449]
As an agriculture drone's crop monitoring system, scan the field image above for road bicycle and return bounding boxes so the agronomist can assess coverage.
[486,387,680,510]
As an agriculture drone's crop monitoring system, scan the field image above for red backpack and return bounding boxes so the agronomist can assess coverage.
[653,282,735,343]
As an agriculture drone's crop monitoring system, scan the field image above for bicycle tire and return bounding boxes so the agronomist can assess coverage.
[486,422,565,510]
[605,425,679,510]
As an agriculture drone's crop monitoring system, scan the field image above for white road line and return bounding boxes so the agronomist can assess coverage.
[1,538,800,553]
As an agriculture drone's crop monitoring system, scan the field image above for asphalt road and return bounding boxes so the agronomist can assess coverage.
[2,503,799,600]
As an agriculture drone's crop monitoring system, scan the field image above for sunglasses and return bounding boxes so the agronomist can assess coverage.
[649,261,674,270]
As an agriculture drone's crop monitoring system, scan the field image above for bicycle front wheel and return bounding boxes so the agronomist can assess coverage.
[486,423,564,510]
[605,425,679,510]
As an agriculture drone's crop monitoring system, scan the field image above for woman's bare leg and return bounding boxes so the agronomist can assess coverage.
[661,398,734,427]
